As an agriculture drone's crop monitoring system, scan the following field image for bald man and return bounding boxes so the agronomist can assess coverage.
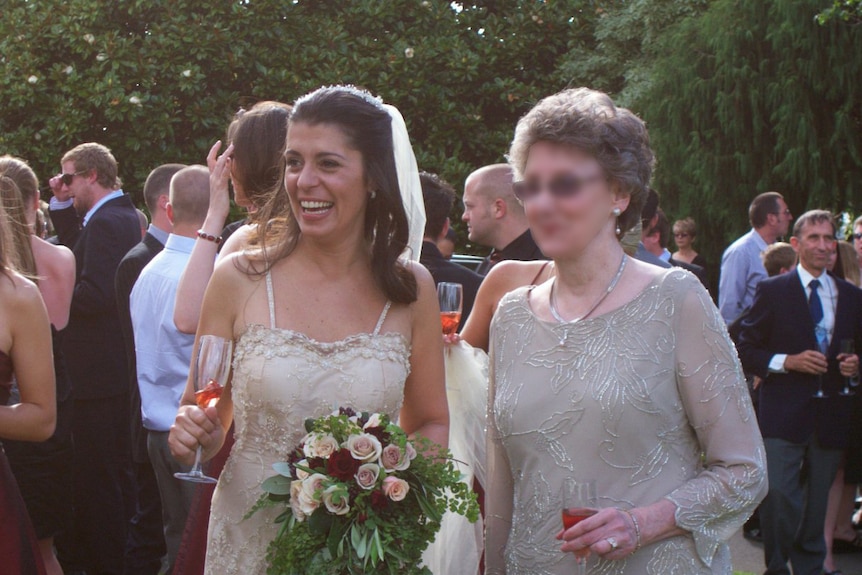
[461,164,544,275]
[130,166,210,572]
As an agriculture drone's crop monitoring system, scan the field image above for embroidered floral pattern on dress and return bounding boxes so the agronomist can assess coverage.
[204,324,410,575]
[484,269,766,575]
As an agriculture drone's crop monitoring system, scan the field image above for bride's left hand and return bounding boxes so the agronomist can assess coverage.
[556,507,638,561]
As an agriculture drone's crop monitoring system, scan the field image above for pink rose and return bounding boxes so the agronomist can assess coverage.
[304,433,339,458]
[289,479,306,522]
[382,476,409,501]
[380,444,410,471]
[323,485,350,515]
[355,463,380,490]
[347,433,382,462]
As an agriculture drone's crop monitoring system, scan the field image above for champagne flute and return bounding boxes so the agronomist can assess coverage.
[561,478,598,574]
[437,282,463,336]
[813,327,829,399]
[839,339,856,396]
[175,335,233,483]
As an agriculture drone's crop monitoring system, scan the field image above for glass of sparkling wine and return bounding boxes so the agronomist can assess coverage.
[561,478,598,574]
[437,282,463,336]
[175,334,232,484]
[839,339,856,396]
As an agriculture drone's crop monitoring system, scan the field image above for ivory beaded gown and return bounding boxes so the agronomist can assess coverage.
[204,272,411,575]
[485,268,767,575]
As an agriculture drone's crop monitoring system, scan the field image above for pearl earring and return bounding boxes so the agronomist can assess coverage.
[613,207,622,235]
[370,190,377,200]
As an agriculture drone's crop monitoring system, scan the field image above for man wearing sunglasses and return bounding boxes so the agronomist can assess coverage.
[48,142,141,575]
[462,164,544,276]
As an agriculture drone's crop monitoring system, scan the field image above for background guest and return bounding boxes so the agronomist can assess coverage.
[671,216,707,268]
[437,227,457,259]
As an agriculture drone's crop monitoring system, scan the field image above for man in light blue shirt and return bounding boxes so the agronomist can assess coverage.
[130,165,210,572]
[719,192,793,325]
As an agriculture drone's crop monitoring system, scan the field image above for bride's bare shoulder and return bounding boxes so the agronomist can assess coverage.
[484,260,550,292]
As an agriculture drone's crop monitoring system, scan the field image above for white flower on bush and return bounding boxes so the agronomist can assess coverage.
[289,479,306,521]
[27,75,38,84]
[295,459,310,480]
[96,53,107,62]
[64,66,74,75]
[380,443,410,471]
[181,69,192,78]
[404,47,415,59]
[129,96,142,106]
[382,476,409,501]
[354,463,380,490]
[363,413,382,430]
[347,433,382,462]
[322,485,350,515]
[83,33,95,44]
[303,433,339,458]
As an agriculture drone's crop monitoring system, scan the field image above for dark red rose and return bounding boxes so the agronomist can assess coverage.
[364,426,390,445]
[306,457,326,472]
[370,489,389,511]
[339,407,357,418]
[327,448,361,481]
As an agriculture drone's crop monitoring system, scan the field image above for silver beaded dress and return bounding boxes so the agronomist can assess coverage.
[485,268,767,574]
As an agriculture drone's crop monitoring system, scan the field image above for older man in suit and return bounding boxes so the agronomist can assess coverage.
[738,210,862,575]
[49,143,142,575]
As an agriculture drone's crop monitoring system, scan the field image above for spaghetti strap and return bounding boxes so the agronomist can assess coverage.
[530,261,552,285]
[372,301,392,336]
[265,271,276,329]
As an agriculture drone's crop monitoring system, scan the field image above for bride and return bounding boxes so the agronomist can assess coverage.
[168,85,448,575]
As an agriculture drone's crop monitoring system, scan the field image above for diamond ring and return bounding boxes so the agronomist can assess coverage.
[606,536,619,550]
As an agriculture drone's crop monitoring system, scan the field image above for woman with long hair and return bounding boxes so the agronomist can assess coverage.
[0,160,74,575]
[169,86,446,575]
[0,184,57,575]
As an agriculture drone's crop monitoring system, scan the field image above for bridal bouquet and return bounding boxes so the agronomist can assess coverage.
[249,407,478,575]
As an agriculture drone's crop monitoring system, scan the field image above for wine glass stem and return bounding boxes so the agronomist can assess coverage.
[577,557,587,575]
[191,445,204,474]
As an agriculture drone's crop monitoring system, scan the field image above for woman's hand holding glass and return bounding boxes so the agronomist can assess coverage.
[558,506,641,562]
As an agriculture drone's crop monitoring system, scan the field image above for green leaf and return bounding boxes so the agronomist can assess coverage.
[272,461,294,477]
[261,474,292,496]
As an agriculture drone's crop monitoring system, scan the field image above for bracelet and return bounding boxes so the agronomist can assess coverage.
[196,229,222,245]
[620,508,642,551]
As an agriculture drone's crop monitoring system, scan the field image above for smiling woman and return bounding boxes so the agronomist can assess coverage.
[168,86,448,575]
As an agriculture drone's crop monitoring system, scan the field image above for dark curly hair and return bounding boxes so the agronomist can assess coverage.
[252,86,417,304]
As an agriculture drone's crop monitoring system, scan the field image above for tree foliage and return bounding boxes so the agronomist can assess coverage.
[817,0,862,25]
[635,0,862,271]
[0,0,599,248]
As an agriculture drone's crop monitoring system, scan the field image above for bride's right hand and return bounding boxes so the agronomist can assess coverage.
[169,404,223,465]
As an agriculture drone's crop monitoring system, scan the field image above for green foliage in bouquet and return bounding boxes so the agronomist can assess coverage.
[248,409,478,575]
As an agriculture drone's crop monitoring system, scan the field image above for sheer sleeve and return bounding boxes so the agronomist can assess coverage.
[484,320,514,574]
[665,274,768,566]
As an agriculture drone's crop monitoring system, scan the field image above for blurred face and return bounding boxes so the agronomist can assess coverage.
[283,122,369,242]
[673,227,693,250]
[854,224,862,263]
[461,178,495,246]
[61,160,95,215]
[519,142,626,259]
[791,219,836,276]
[772,198,793,237]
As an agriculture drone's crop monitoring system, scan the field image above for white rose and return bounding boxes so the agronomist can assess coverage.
[354,463,380,490]
[380,444,410,471]
[182,69,192,77]
[347,433,382,462]
[404,47,415,59]
[298,473,326,515]
[83,33,95,44]
[382,476,409,502]
[27,75,38,84]
[295,459,310,480]
[129,96,141,106]
[305,433,339,458]
[289,479,306,521]
[322,485,350,515]
[96,53,107,62]
[363,413,383,430]
[64,66,74,75]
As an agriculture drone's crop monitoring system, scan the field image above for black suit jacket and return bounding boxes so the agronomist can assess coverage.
[475,229,545,276]
[420,241,482,331]
[53,196,142,399]
[115,233,165,461]
[738,270,862,448]
[669,257,710,292]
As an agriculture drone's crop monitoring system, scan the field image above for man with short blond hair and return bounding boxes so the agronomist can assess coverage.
[49,142,142,575]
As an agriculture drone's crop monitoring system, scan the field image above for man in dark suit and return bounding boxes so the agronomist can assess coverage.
[419,172,482,331]
[738,210,862,575]
[115,163,185,574]
[49,143,143,575]
[462,164,544,275]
